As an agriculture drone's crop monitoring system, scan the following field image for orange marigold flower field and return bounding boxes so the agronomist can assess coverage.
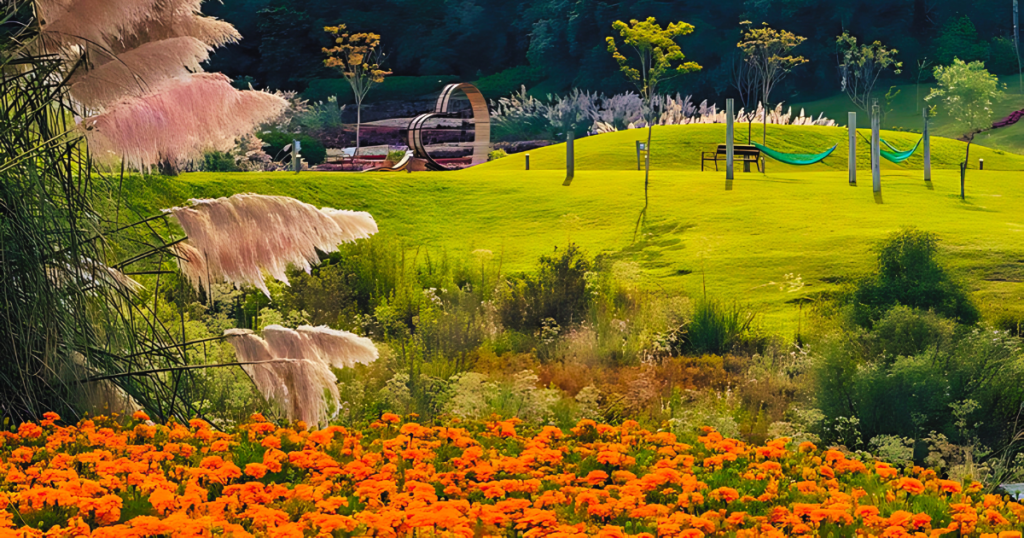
[0,413,1022,538]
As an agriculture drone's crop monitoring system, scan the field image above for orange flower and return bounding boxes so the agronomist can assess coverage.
[380,413,401,424]
[893,477,926,495]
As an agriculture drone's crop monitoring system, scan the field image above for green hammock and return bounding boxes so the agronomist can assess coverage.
[751,142,837,166]
[879,137,923,163]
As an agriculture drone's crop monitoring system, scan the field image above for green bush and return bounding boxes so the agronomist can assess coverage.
[256,131,326,165]
[687,298,753,355]
[202,151,239,172]
[473,65,547,100]
[497,244,592,332]
[386,149,407,163]
[814,326,1024,452]
[851,227,978,325]
[487,149,508,161]
[870,305,954,360]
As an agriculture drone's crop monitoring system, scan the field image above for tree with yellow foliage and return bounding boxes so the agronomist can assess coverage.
[607,17,701,232]
[323,25,391,150]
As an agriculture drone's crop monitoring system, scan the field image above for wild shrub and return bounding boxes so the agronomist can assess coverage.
[814,325,1024,453]
[851,227,978,325]
[497,244,592,333]
[202,151,240,172]
[257,131,327,165]
[870,305,955,360]
[687,298,753,355]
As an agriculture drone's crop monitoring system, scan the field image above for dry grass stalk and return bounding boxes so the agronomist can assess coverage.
[82,73,287,170]
[164,194,377,296]
[224,325,378,426]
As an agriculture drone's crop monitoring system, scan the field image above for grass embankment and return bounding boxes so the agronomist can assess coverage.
[137,124,1024,332]
[792,76,1024,154]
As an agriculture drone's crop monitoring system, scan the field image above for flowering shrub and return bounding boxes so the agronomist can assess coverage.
[2,412,1023,538]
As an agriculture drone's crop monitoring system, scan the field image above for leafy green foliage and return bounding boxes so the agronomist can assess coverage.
[836,32,902,113]
[497,244,593,332]
[203,151,241,172]
[851,227,978,325]
[257,131,326,165]
[934,16,990,65]
[814,325,1024,453]
[927,59,1003,137]
[606,17,700,106]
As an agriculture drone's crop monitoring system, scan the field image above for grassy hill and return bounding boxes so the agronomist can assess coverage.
[139,124,1024,334]
[792,76,1024,155]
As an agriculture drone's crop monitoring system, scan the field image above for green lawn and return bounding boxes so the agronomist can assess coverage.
[141,125,1024,334]
[792,76,1024,155]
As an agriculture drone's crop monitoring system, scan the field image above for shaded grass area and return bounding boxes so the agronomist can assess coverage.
[133,125,1024,333]
[792,76,1024,154]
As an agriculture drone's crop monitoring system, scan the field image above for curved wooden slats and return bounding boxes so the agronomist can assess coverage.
[407,82,491,170]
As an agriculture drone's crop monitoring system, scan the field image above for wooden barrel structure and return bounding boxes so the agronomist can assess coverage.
[407,83,490,171]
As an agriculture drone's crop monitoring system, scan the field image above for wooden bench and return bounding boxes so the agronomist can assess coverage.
[701,144,764,172]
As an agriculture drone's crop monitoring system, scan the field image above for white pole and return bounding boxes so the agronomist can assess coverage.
[872,101,881,193]
[726,99,735,180]
[848,112,857,185]
[923,107,931,181]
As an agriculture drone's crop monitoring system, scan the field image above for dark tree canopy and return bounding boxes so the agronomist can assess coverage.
[202,0,1023,100]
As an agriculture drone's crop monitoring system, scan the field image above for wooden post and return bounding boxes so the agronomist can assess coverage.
[848,112,857,185]
[565,131,574,184]
[871,102,881,193]
[923,107,931,181]
[726,99,735,180]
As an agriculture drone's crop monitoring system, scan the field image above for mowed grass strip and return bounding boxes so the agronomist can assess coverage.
[141,125,1024,332]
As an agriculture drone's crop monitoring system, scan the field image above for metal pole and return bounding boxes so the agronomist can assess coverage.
[848,112,857,185]
[636,141,642,170]
[525,153,530,170]
[872,101,881,192]
[1015,0,1021,93]
[923,107,931,181]
[726,99,735,180]
[293,139,302,173]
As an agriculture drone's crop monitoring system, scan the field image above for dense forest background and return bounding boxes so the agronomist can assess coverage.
[206,0,1023,102]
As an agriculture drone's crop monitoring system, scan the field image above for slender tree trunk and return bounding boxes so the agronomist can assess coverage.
[961,134,973,200]
[633,122,653,241]
[644,123,652,209]
[355,97,362,151]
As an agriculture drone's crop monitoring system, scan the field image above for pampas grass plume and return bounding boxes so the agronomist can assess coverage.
[164,194,377,296]
[224,325,378,426]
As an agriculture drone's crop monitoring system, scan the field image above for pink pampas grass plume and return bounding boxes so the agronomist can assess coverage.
[70,37,212,109]
[297,325,378,368]
[163,194,378,296]
[81,73,287,169]
[225,324,376,426]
